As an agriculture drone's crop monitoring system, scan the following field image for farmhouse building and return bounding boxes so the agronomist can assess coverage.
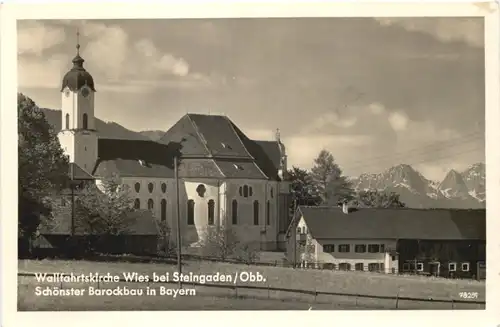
[54,35,291,252]
[286,205,486,279]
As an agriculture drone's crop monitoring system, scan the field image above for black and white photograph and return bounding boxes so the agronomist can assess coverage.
[2,1,500,325]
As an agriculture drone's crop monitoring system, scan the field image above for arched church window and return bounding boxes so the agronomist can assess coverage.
[196,184,206,197]
[207,200,215,225]
[266,201,271,226]
[83,113,88,129]
[232,200,238,225]
[161,199,167,222]
[253,200,259,225]
[134,199,140,209]
[148,199,154,210]
[270,187,274,198]
[134,182,140,193]
[161,183,167,193]
[65,114,69,130]
[187,200,195,225]
[243,185,249,197]
[148,182,154,193]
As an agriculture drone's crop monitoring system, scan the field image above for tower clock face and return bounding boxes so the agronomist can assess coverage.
[81,88,90,98]
[64,90,70,97]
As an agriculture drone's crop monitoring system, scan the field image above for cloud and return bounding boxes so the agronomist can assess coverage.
[388,111,409,131]
[285,134,373,170]
[18,21,205,91]
[134,39,189,77]
[301,111,358,134]
[18,21,66,55]
[374,18,483,48]
[18,54,70,89]
[369,103,386,115]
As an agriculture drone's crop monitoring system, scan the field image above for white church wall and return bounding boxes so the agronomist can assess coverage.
[223,179,279,249]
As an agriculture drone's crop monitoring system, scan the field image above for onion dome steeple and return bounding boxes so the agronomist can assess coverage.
[61,30,96,92]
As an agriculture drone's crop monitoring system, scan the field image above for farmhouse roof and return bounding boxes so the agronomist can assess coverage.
[296,206,486,241]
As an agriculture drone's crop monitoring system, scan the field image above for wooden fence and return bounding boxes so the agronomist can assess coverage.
[18,271,485,310]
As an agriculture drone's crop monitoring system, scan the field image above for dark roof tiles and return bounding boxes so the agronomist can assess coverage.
[297,206,486,241]
[94,114,284,181]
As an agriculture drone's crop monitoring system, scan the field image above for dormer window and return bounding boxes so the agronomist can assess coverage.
[233,164,243,170]
[221,142,232,149]
[138,160,146,167]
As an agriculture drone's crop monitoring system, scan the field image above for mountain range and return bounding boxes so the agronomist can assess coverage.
[350,163,485,209]
[41,108,485,209]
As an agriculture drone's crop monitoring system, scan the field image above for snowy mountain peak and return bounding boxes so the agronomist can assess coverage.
[352,162,485,209]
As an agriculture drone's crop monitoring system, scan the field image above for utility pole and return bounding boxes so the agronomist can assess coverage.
[292,197,297,269]
[70,164,75,237]
[174,156,182,289]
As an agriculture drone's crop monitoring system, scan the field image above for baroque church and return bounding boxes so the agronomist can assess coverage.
[57,37,292,251]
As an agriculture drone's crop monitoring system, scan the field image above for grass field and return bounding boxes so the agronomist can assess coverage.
[17,259,486,310]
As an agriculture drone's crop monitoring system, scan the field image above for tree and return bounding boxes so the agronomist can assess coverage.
[353,190,406,208]
[287,166,321,206]
[75,174,137,250]
[200,226,259,263]
[310,150,354,205]
[200,226,239,261]
[18,94,69,254]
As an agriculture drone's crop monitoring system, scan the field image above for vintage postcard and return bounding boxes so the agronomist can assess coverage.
[1,1,499,327]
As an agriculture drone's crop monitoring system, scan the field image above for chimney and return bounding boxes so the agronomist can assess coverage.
[342,202,349,214]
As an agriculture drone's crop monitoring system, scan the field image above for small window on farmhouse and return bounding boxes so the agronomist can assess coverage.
[134,182,140,193]
[148,182,154,193]
[207,200,215,225]
[338,244,350,253]
[339,263,351,271]
[134,198,140,209]
[449,262,457,272]
[147,199,154,210]
[301,226,307,234]
[461,262,470,272]
[243,185,249,197]
[355,263,364,271]
[416,263,424,272]
[323,245,335,253]
[403,263,410,272]
[355,244,366,253]
[368,244,380,253]
[296,227,301,234]
[187,200,195,225]
[161,183,167,193]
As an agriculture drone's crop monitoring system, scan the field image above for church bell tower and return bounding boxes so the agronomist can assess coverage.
[58,31,98,173]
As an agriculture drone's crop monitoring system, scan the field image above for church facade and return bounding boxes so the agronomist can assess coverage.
[57,40,292,251]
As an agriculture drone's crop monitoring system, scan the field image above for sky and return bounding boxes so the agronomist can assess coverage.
[17,18,485,181]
